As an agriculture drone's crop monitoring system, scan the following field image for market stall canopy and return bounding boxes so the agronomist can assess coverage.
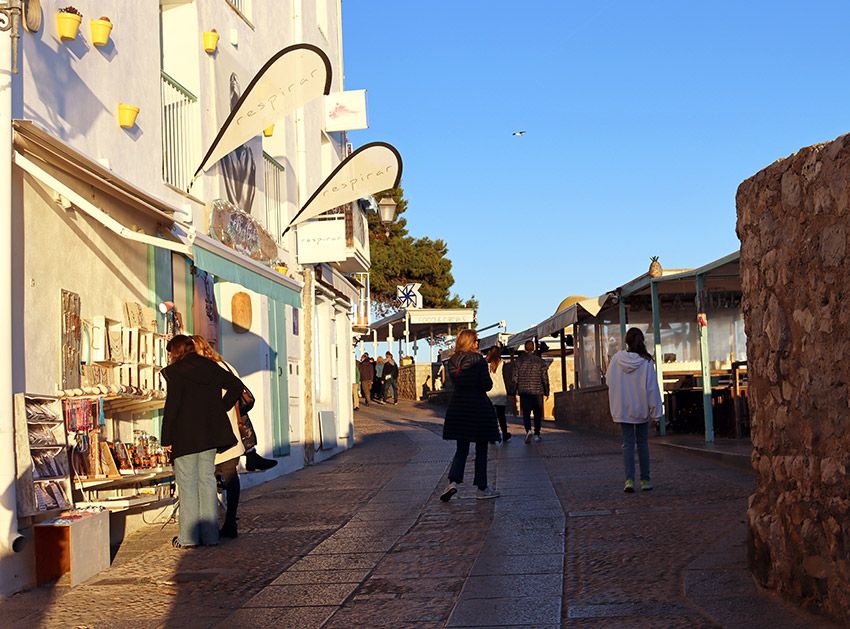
[536,293,615,338]
[368,308,475,343]
[478,332,513,352]
[619,251,739,298]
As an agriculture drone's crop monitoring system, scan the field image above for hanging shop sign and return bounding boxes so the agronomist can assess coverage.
[323,90,368,132]
[209,199,278,264]
[283,142,402,235]
[193,44,332,181]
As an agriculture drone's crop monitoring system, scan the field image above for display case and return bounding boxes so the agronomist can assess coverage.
[13,394,74,516]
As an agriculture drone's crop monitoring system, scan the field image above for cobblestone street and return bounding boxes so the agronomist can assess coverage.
[1,402,837,628]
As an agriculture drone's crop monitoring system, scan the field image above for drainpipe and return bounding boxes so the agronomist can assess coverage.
[1,11,25,554]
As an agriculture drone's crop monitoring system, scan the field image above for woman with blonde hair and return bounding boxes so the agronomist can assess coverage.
[161,335,242,547]
[440,329,500,501]
[192,335,275,538]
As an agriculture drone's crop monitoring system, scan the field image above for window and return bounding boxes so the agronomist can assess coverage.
[225,0,252,23]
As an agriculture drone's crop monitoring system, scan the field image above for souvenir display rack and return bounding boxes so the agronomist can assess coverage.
[13,394,74,517]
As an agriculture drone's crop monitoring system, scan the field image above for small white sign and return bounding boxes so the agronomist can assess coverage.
[323,90,368,132]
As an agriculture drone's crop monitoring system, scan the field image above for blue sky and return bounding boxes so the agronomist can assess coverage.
[342,1,850,335]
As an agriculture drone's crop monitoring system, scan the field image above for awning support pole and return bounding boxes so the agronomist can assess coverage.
[618,294,627,349]
[559,329,567,392]
[650,280,667,435]
[696,274,715,443]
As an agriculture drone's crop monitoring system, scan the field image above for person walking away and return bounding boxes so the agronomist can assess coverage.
[373,356,386,404]
[161,335,243,548]
[485,346,511,443]
[511,340,550,443]
[358,353,375,406]
[605,327,663,493]
[440,329,500,501]
[383,352,399,404]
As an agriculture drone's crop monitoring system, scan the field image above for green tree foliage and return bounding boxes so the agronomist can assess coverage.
[367,186,478,315]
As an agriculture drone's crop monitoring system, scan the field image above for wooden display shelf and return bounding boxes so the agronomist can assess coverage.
[76,494,160,511]
[74,468,173,489]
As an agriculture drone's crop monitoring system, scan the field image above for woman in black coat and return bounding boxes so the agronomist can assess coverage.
[161,335,243,548]
[440,329,501,501]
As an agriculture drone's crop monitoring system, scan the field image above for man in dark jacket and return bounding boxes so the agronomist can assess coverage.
[357,354,375,406]
[511,340,550,443]
[382,352,399,404]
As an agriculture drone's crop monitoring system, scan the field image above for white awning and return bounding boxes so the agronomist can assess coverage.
[14,151,190,255]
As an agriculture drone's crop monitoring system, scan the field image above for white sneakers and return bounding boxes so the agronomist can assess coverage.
[525,431,533,444]
[476,487,500,500]
[440,481,458,502]
[534,434,542,443]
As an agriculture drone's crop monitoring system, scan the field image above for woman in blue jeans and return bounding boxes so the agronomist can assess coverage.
[161,335,243,548]
[605,328,663,493]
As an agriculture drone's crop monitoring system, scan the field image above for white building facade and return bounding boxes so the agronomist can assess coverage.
[0,0,370,596]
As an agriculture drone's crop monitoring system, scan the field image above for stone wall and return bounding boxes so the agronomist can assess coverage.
[398,364,433,400]
[553,387,619,437]
[736,133,850,623]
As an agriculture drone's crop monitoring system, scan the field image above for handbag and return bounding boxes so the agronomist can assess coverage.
[239,386,255,415]
[237,411,257,450]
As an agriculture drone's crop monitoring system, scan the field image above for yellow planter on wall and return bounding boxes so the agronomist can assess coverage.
[203,31,219,54]
[117,104,140,129]
[90,19,113,46]
[56,12,82,40]
[263,125,275,137]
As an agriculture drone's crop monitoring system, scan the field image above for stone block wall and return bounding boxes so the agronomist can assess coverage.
[398,364,433,400]
[736,133,850,623]
[553,387,619,437]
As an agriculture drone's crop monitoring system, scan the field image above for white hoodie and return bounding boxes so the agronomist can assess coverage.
[605,351,663,424]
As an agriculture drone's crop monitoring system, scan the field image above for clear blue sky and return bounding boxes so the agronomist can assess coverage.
[342,1,850,335]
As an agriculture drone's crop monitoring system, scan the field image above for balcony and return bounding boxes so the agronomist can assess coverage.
[160,71,201,193]
[296,204,370,273]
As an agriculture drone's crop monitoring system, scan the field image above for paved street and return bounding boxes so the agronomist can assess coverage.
[1,402,837,628]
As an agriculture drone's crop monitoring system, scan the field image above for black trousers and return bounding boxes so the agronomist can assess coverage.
[448,440,488,490]
[519,393,544,434]
[494,404,509,437]
[215,457,240,529]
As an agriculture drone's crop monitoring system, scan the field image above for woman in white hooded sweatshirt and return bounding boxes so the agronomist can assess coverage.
[606,328,663,493]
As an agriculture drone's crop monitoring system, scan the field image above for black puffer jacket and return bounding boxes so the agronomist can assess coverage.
[443,352,499,442]
[161,353,243,459]
[511,351,550,396]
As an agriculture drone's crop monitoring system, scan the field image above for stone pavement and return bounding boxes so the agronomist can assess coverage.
[1,402,839,628]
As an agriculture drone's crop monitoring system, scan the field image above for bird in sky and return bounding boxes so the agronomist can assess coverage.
[512,131,526,136]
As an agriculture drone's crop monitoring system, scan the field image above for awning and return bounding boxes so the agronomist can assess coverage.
[368,308,475,343]
[191,233,301,307]
[535,293,614,337]
[13,120,177,222]
[505,325,537,350]
[13,151,190,255]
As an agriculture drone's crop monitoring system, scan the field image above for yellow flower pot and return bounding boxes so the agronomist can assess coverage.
[90,19,113,46]
[263,125,275,137]
[275,265,288,275]
[117,104,140,129]
[203,31,219,54]
[56,12,82,40]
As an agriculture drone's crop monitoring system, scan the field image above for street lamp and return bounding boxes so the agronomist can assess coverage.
[377,195,397,237]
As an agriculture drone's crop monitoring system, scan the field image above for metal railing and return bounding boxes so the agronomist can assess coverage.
[225,0,251,21]
[160,71,200,192]
[263,152,286,247]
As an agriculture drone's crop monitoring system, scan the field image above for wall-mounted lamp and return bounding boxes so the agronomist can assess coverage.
[158,301,175,314]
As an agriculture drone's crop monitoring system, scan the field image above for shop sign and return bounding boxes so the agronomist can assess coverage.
[209,199,278,264]
[323,90,368,132]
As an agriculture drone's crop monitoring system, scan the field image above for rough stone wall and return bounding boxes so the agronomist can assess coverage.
[398,364,432,400]
[553,387,619,437]
[736,133,850,623]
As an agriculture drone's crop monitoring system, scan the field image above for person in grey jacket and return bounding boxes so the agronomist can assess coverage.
[511,340,550,443]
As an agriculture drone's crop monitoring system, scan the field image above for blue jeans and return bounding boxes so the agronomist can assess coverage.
[174,448,219,546]
[383,379,398,403]
[620,422,650,482]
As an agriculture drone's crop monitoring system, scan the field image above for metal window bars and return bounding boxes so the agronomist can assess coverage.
[160,71,200,193]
